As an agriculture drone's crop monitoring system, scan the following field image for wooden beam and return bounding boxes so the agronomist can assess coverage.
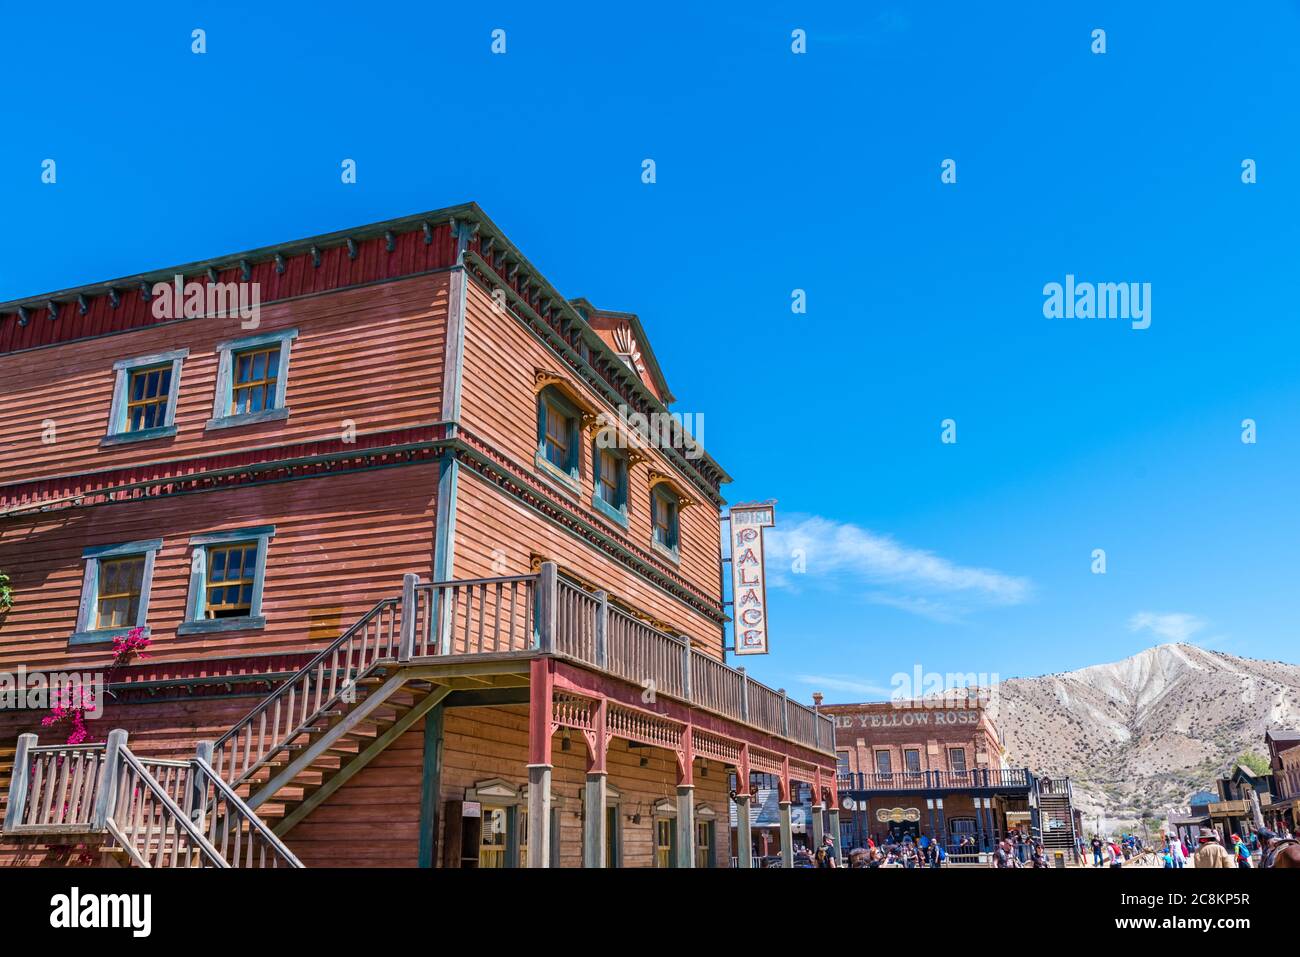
[275,686,451,836]
[417,701,446,867]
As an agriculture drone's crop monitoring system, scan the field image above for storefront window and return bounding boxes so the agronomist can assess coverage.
[655,818,674,868]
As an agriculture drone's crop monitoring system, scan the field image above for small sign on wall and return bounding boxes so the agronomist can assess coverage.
[463,801,481,818]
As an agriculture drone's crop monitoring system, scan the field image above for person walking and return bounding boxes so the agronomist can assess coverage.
[1231,833,1252,868]
[1091,835,1104,867]
[1192,828,1236,868]
[1168,834,1186,868]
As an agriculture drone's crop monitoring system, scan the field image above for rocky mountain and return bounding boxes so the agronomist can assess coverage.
[986,643,1300,832]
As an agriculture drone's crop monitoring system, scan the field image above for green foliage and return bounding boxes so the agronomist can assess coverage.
[1236,751,1270,776]
[0,570,11,612]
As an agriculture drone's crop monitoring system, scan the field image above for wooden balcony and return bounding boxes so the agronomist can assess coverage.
[838,767,1038,793]
[402,566,835,756]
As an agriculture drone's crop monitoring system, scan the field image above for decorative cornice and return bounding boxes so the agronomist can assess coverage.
[0,423,453,517]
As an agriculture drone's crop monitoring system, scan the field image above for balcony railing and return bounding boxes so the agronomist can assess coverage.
[395,565,834,754]
[547,572,835,755]
[838,768,1034,792]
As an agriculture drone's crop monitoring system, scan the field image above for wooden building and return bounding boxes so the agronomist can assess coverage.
[0,203,836,868]
[827,700,1078,864]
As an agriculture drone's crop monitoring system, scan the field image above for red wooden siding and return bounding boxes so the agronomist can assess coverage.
[0,465,438,672]
[455,281,724,651]
[0,272,450,487]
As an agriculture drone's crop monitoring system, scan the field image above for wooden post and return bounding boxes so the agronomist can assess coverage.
[680,641,692,703]
[778,800,794,867]
[734,794,753,868]
[594,590,608,670]
[399,573,418,661]
[526,657,553,868]
[583,773,608,868]
[193,740,214,830]
[779,689,789,737]
[828,808,842,864]
[3,733,36,831]
[418,704,445,868]
[93,729,128,830]
[739,667,749,722]
[676,786,695,868]
[811,799,825,853]
[537,561,557,653]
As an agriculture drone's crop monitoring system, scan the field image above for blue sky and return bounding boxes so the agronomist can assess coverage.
[3,3,1298,700]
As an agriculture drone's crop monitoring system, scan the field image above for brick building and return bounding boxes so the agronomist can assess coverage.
[827,700,1077,862]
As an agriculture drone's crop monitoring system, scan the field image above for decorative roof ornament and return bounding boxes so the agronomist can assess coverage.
[613,323,647,376]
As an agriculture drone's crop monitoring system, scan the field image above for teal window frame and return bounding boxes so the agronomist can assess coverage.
[591,441,629,527]
[102,350,187,446]
[177,525,275,635]
[650,485,680,560]
[206,329,297,431]
[71,539,162,645]
[535,387,582,490]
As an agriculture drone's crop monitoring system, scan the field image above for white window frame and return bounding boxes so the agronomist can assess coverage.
[207,328,298,430]
[177,525,275,635]
[71,539,162,645]
[103,350,187,445]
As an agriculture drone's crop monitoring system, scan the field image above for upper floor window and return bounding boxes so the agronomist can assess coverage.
[836,751,851,775]
[948,748,967,773]
[71,539,162,645]
[904,748,922,775]
[535,386,581,488]
[591,440,629,525]
[103,350,187,446]
[207,329,297,431]
[875,750,892,775]
[651,486,679,556]
[178,525,275,635]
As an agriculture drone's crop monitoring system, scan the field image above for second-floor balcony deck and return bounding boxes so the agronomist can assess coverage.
[838,768,1038,793]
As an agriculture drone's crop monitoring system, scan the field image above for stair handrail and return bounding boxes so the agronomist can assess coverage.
[107,745,229,868]
[212,595,401,786]
[190,754,304,868]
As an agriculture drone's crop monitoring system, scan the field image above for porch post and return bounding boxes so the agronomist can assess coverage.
[583,698,608,868]
[3,733,36,831]
[93,729,128,830]
[526,657,553,868]
[734,794,753,868]
[399,572,418,661]
[735,745,753,868]
[778,800,794,867]
[676,786,696,868]
[828,807,842,863]
[675,725,695,867]
[935,797,947,854]
[811,769,825,852]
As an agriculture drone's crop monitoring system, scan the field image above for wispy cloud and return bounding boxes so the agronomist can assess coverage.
[763,514,1031,620]
[1127,611,1207,643]
[795,674,892,697]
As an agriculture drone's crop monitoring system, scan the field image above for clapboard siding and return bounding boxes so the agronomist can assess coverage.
[456,282,724,651]
[0,272,450,486]
[0,465,437,672]
[452,470,722,650]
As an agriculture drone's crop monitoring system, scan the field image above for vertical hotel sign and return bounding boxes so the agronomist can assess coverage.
[730,502,775,656]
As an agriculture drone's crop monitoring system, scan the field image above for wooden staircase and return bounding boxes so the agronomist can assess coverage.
[1037,786,1078,866]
